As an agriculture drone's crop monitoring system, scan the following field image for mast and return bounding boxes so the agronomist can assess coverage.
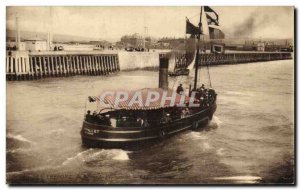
[193,6,203,90]
[48,7,53,51]
[15,14,21,50]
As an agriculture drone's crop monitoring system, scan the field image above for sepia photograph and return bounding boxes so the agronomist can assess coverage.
[5,6,294,185]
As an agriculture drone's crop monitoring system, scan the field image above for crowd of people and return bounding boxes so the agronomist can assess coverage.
[176,83,217,108]
[85,110,151,127]
[85,110,111,126]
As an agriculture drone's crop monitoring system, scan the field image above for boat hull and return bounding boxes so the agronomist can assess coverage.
[81,102,217,149]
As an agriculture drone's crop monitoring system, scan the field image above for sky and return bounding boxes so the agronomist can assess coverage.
[6,6,294,41]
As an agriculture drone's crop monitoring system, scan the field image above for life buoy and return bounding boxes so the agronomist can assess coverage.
[192,121,199,130]
[159,130,166,139]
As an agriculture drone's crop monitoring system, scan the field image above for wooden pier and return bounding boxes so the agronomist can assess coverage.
[6,51,120,81]
[174,52,292,69]
[6,51,292,81]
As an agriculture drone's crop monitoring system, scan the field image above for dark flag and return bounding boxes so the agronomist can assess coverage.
[204,6,224,39]
[206,13,219,26]
[204,6,219,24]
[88,96,97,102]
[208,26,225,39]
[186,18,200,35]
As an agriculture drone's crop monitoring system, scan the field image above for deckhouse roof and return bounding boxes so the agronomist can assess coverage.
[89,88,192,110]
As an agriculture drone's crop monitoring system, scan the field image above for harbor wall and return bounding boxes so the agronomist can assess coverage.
[118,51,159,70]
[6,50,292,81]
[118,51,187,71]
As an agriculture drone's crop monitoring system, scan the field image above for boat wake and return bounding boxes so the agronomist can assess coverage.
[183,132,212,151]
[6,148,131,179]
[7,133,35,145]
[187,132,208,140]
[7,165,59,178]
[62,148,130,166]
[211,115,222,127]
[110,149,130,161]
[6,147,34,154]
[201,142,211,150]
[62,149,94,166]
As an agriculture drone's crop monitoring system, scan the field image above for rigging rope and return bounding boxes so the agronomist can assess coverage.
[84,77,93,116]
[196,53,201,89]
[179,74,185,87]
[171,75,178,90]
[206,61,212,88]
[188,11,202,21]
[171,72,185,91]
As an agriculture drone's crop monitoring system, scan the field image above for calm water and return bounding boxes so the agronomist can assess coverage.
[6,60,294,184]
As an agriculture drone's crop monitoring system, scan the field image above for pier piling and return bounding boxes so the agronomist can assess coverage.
[6,51,292,81]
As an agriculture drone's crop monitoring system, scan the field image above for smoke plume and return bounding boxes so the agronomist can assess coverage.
[232,10,274,38]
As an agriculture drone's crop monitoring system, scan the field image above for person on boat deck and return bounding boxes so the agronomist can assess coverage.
[162,113,171,123]
[185,108,190,115]
[137,117,143,127]
[87,111,100,123]
[143,119,149,127]
[181,108,190,118]
[92,111,97,116]
[140,112,149,127]
[176,84,184,94]
[170,107,181,119]
[103,114,111,126]
[208,88,217,101]
[118,116,128,127]
[200,84,205,91]
[202,96,209,107]
[200,97,205,107]
[86,110,92,122]
[196,84,206,97]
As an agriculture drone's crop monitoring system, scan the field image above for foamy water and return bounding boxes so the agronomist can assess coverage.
[7,133,34,145]
[212,115,222,126]
[6,60,294,184]
[62,149,130,166]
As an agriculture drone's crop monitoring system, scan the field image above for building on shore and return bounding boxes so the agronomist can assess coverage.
[257,42,265,52]
[120,33,144,48]
[24,37,48,51]
[89,40,113,50]
[6,41,26,51]
[224,38,293,52]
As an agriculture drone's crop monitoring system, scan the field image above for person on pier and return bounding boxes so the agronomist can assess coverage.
[86,110,92,122]
[200,84,205,91]
[176,84,184,94]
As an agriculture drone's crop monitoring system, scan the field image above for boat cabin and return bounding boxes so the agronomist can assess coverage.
[84,87,216,128]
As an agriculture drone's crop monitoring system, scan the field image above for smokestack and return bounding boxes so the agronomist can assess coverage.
[158,55,169,90]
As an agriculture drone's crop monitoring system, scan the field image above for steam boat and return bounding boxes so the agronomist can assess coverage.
[81,6,220,149]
